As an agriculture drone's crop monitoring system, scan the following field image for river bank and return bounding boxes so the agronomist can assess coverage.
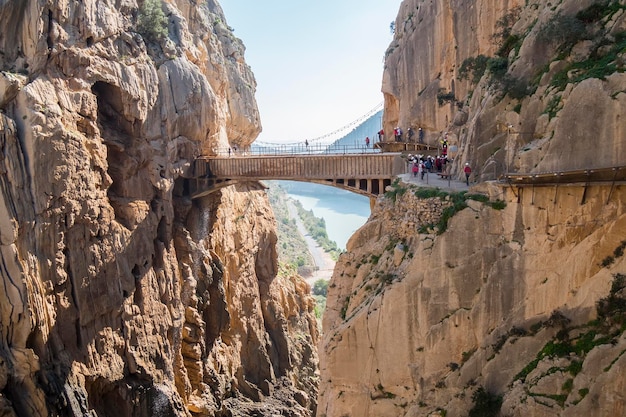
[287,200,336,285]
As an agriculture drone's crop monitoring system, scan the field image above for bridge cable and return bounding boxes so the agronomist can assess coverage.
[255,101,383,147]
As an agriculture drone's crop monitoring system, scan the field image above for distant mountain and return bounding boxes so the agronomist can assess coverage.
[250,109,383,154]
[326,109,382,153]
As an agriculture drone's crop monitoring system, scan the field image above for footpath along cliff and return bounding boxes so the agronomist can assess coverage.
[319,0,626,416]
[0,1,318,416]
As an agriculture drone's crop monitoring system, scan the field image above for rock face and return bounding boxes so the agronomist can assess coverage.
[319,0,626,416]
[0,1,318,416]
[319,182,626,416]
[382,0,626,179]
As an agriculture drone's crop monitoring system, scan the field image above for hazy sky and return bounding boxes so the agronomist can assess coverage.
[219,0,402,144]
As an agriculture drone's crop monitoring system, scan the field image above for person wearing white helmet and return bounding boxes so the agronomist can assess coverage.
[464,162,472,186]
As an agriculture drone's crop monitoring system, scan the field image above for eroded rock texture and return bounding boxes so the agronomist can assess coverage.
[319,0,626,416]
[319,182,626,417]
[0,1,318,416]
[383,0,626,178]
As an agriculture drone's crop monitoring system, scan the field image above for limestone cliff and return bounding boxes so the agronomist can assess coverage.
[382,0,626,178]
[0,1,318,416]
[319,182,626,416]
[319,0,626,416]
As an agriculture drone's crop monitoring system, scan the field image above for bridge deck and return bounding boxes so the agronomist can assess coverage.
[191,153,406,199]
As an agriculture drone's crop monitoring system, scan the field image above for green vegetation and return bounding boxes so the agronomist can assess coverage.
[313,295,326,320]
[600,240,626,268]
[266,183,315,274]
[294,200,342,260]
[514,274,626,383]
[468,387,502,417]
[492,7,522,57]
[543,95,563,120]
[537,1,626,91]
[385,43,399,58]
[497,34,522,58]
[462,348,477,364]
[529,392,568,407]
[340,295,350,320]
[536,12,588,52]
[379,273,395,285]
[437,90,456,106]
[576,0,626,23]
[459,0,626,106]
[459,55,490,84]
[414,188,449,199]
[375,383,397,399]
[384,178,407,202]
[459,53,530,99]
[487,56,508,79]
[562,378,574,393]
[596,273,626,328]
[414,189,506,235]
[551,32,626,91]
[438,195,470,233]
[137,0,168,42]
[312,279,328,297]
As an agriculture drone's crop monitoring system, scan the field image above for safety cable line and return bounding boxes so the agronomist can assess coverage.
[255,102,383,147]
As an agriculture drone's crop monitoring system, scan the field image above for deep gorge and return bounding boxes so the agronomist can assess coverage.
[0,0,625,417]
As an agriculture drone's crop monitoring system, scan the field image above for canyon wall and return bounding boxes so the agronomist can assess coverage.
[319,181,626,417]
[319,0,626,416]
[382,0,626,178]
[0,1,318,416]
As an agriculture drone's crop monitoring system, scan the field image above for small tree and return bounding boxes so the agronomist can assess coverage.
[137,0,168,43]
[469,387,502,417]
[312,279,328,297]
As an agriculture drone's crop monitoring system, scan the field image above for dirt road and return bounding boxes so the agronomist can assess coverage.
[286,201,336,285]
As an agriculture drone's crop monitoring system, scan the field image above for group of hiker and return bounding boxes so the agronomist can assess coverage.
[407,153,471,186]
[400,129,472,186]
[408,154,451,178]
[366,125,473,185]
[371,126,425,143]
[389,126,425,143]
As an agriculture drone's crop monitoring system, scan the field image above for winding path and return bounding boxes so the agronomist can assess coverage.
[286,200,336,285]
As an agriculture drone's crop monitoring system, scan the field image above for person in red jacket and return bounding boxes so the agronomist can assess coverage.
[464,162,472,186]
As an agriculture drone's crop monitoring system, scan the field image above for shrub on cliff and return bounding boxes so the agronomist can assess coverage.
[596,273,626,328]
[469,387,502,417]
[459,55,489,84]
[137,0,168,42]
[536,12,587,52]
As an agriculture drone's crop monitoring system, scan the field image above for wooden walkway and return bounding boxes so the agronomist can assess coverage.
[502,166,626,205]
[190,153,406,199]
[374,141,437,154]
[502,166,626,185]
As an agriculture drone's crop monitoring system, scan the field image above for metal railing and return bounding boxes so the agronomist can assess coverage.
[213,143,383,157]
